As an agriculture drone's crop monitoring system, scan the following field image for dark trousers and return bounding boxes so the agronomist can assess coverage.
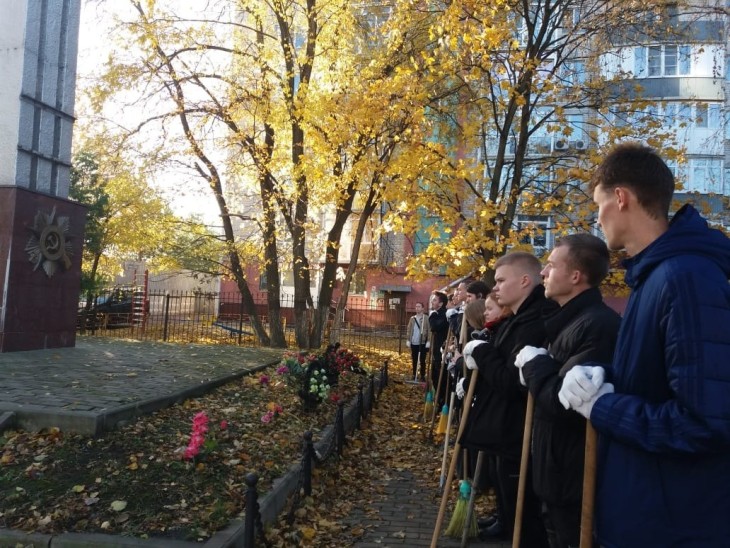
[430,357,448,407]
[542,501,581,548]
[494,455,549,548]
[410,344,427,379]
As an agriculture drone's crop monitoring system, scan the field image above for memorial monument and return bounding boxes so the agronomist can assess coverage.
[0,0,84,352]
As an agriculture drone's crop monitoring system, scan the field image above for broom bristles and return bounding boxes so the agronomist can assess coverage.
[423,390,434,422]
[435,404,449,435]
[444,480,478,538]
[423,401,434,422]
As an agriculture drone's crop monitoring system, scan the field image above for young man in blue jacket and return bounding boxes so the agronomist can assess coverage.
[558,142,730,547]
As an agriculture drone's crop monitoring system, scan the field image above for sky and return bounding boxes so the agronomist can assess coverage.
[75,0,222,225]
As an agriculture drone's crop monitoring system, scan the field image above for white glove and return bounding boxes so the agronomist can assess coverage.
[429,309,437,316]
[456,378,466,399]
[558,366,606,410]
[425,341,430,349]
[515,346,548,368]
[572,383,614,419]
[463,340,486,357]
[514,346,549,386]
[446,308,458,320]
[406,341,411,348]
[465,355,479,370]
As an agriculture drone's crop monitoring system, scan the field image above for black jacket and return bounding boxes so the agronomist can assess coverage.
[460,285,556,459]
[428,307,449,359]
[522,287,621,506]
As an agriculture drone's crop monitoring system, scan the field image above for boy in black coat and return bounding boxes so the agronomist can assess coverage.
[515,234,620,548]
[461,252,555,546]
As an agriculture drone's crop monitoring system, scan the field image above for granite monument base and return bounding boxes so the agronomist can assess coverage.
[0,187,86,352]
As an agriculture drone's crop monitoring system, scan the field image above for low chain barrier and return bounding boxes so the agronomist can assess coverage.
[241,360,388,547]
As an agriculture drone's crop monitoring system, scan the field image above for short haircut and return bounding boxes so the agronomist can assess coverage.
[467,280,490,299]
[554,233,610,287]
[590,142,674,220]
[464,299,486,330]
[494,251,542,283]
[432,290,448,307]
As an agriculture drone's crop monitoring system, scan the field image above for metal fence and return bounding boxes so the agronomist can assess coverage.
[78,289,411,352]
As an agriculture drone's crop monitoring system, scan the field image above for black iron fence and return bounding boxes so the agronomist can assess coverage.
[78,289,412,352]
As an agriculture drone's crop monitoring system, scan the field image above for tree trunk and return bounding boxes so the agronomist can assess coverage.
[258,120,286,347]
[309,160,359,348]
[79,252,102,334]
[330,193,378,344]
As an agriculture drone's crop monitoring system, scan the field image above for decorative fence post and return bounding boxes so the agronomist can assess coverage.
[356,381,364,427]
[336,401,345,457]
[244,473,259,548]
[237,299,245,346]
[302,431,313,496]
[369,375,376,410]
[162,293,171,342]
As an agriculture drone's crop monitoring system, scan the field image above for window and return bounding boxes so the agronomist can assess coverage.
[639,45,691,77]
[686,158,724,194]
[697,103,722,129]
[259,272,267,291]
[634,47,646,77]
[516,215,553,251]
[696,104,708,128]
[659,102,722,130]
[563,60,586,86]
[648,46,662,76]
[351,271,367,295]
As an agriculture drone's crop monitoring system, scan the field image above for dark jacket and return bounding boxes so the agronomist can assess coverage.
[460,284,556,459]
[521,287,620,506]
[589,205,730,547]
[428,307,449,361]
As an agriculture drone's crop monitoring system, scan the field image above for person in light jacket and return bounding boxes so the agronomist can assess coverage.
[406,302,430,381]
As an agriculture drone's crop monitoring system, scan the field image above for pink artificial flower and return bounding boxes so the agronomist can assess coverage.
[192,412,209,433]
[259,375,270,385]
[274,404,283,414]
[219,420,228,430]
[276,365,289,375]
[261,411,273,424]
[184,445,200,460]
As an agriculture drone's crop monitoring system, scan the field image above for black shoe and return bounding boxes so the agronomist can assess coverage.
[478,519,506,541]
[477,514,499,529]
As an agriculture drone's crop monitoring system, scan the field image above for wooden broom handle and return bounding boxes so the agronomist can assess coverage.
[512,393,535,548]
[431,369,479,548]
[580,421,598,548]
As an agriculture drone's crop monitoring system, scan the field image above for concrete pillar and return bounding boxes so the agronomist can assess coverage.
[0,0,84,352]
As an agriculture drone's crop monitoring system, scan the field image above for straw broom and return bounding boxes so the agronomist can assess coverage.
[445,479,479,538]
[460,450,485,546]
[423,388,434,422]
[428,328,452,439]
[436,401,450,435]
[431,369,479,548]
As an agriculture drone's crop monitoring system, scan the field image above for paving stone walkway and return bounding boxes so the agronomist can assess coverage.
[347,469,510,547]
[0,337,281,435]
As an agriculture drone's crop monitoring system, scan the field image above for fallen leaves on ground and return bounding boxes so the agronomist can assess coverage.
[0,348,495,545]
[266,355,496,547]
